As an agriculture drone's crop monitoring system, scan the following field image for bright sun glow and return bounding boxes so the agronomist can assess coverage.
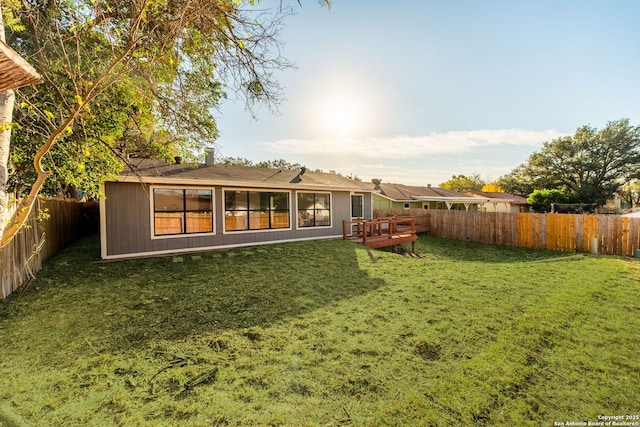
[321,93,365,138]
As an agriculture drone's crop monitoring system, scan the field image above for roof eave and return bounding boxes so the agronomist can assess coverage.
[0,40,42,91]
[372,192,415,203]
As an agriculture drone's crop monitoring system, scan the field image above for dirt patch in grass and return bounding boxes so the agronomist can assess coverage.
[1,235,639,426]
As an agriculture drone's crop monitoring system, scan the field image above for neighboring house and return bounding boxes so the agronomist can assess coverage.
[99,153,372,260]
[467,191,530,213]
[370,182,492,211]
[622,208,640,218]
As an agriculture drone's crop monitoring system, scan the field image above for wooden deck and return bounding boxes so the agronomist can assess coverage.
[343,217,420,252]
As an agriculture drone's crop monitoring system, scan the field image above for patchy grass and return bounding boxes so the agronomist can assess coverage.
[0,235,638,426]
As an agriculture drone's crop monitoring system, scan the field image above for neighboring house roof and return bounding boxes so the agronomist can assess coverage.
[622,208,640,218]
[375,183,462,201]
[0,39,42,92]
[467,191,529,205]
[115,158,368,191]
[372,183,491,204]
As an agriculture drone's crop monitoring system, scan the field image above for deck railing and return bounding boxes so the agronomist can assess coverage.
[343,217,418,251]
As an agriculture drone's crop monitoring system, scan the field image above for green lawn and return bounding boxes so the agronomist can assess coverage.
[1,235,638,426]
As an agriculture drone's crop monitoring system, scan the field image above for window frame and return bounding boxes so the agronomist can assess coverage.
[222,188,292,233]
[351,194,364,218]
[296,191,332,228]
[150,185,215,239]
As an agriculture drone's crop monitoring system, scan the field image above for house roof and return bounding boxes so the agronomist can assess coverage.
[115,158,368,191]
[373,182,491,203]
[374,183,468,201]
[467,191,529,205]
[0,40,42,92]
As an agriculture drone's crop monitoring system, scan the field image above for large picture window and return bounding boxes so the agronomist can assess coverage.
[297,192,331,227]
[224,190,290,231]
[153,188,213,236]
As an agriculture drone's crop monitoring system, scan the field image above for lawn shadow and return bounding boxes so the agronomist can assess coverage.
[1,234,389,355]
[416,235,578,263]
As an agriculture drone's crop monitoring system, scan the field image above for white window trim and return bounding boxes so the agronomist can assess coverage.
[295,190,333,229]
[150,185,216,240]
[221,187,293,234]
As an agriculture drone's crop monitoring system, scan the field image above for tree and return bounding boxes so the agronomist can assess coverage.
[497,163,537,196]
[439,173,485,192]
[481,182,503,193]
[0,0,298,248]
[219,156,256,168]
[499,119,640,207]
[219,157,304,170]
[527,188,577,213]
[619,179,640,208]
[255,158,304,170]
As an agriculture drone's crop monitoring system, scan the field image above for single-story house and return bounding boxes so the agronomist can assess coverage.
[466,191,530,213]
[370,182,492,212]
[99,153,373,260]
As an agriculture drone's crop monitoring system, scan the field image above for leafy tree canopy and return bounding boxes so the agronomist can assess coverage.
[481,182,503,193]
[619,179,640,209]
[527,188,577,213]
[4,0,295,199]
[219,157,304,170]
[439,173,485,193]
[499,119,640,206]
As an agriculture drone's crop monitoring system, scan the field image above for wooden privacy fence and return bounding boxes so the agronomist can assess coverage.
[374,209,640,257]
[1,198,88,299]
[516,212,640,256]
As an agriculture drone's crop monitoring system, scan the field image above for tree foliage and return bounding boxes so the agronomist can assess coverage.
[6,0,292,196]
[481,182,503,193]
[439,173,485,193]
[219,157,304,170]
[527,189,577,213]
[499,119,640,206]
[619,179,640,208]
[1,0,298,247]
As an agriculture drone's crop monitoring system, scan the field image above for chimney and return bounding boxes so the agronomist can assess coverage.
[204,147,215,166]
[174,156,182,164]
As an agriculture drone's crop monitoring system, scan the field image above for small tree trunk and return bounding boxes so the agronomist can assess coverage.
[0,8,15,246]
[0,88,15,244]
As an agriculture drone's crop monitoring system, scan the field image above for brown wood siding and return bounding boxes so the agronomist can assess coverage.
[103,183,355,258]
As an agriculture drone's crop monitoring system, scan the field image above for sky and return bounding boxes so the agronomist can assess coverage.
[214,0,640,187]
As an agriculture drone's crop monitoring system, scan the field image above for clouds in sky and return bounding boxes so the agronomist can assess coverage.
[255,128,567,185]
[260,128,564,160]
